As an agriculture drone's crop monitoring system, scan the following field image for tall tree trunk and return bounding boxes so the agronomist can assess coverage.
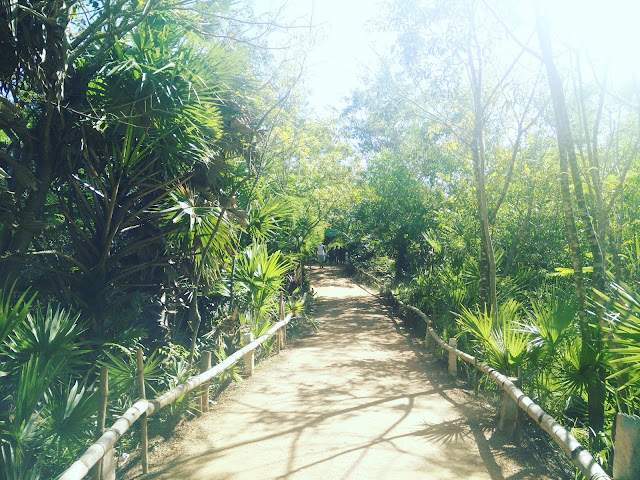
[535,3,605,432]
[576,62,620,280]
[468,35,498,322]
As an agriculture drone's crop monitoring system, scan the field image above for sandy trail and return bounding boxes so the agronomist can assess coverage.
[139,266,562,480]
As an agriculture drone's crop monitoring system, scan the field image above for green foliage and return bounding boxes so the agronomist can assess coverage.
[619,235,640,281]
[456,299,528,376]
[598,283,640,392]
[164,183,241,281]
[8,304,85,369]
[285,295,319,332]
[100,346,165,400]
[0,285,35,348]
[0,443,42,480]
[525,288,577,359]
[154,356,198,437]
[0,0,322,476]
[41,381,96,461]
[234,242,292,323]
[0,287,88,479]
[245,199,294,244]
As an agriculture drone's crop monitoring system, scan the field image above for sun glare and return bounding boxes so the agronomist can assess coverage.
[549,0,640,87]
[255,0,640,110]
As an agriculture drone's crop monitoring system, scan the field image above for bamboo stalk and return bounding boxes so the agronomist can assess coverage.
[59,399,150,480]
[279,292,286,349]
[244,332,255,373]
[279,292,284,321]
[448,338,458,376]
[91,365,108,480]
[275,298,282,353]
[200,351,212,414]
[137,348,148,475]
[151,315,292,412]
[473,357,478,398]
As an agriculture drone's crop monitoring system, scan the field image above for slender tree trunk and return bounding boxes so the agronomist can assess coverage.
[188,286,201,366]
[576,63,620,280]
[469,68,498,322]
[466,5,498,323]
[535,3,605,432]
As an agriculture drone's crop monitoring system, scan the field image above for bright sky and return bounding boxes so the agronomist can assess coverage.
[255,0,389,115]
[548,0,640,89]
[254,0,640,114]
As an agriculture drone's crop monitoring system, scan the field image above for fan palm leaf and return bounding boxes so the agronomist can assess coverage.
[41,381,96,460]
[8,304,86,370]
[234,242,292,323]
[456,299,528,376]
[597,283,640,390]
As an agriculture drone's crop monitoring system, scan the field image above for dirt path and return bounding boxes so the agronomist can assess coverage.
[136,266,566,479]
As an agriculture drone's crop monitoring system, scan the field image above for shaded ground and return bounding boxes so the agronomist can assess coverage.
[129,266,570,479]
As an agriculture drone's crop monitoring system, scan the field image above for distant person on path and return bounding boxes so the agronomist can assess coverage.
[317,243,326,269]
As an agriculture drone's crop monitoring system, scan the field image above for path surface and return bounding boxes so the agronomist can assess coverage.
[138,266,565,479]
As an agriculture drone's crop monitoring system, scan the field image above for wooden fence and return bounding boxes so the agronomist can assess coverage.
[59,293,295,480]
[354,267,612,480]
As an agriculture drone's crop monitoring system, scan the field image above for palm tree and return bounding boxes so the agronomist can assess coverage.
[0,0,177,270]
[19,9,256,340]
[163,183,245,363]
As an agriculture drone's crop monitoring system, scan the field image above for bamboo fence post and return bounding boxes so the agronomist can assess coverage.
[473,356,478,398]
[101,450,116,480]
[243,332,255,376]
[498,375,521,437]
[614,413,640,479]
[136,348,148,474]
[279,292,286,349]
[448,338,458,376]
[91,365,109,480]
[199,351,212,414]
[425,323,433,350]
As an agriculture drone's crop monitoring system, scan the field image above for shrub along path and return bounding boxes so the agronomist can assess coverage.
[133,265,567,480]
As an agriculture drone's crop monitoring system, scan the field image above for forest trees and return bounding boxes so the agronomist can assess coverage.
[373,0,542,311]
[0,2,316,476]
[1,0,640,476]
[0,0,295,336]
[534,1,608,432]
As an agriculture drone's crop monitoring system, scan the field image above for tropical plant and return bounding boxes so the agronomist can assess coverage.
[41,381,96,465]
[598,283,640,398]
[163,182,245,362]
[234,242,292,326]
[100,346,165,402]
[456,299,528,376]
[8,304,85,370]
[154,356,198,437]
[0,288,86,479]
[525,288,577,360]
[0,284,35,349]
